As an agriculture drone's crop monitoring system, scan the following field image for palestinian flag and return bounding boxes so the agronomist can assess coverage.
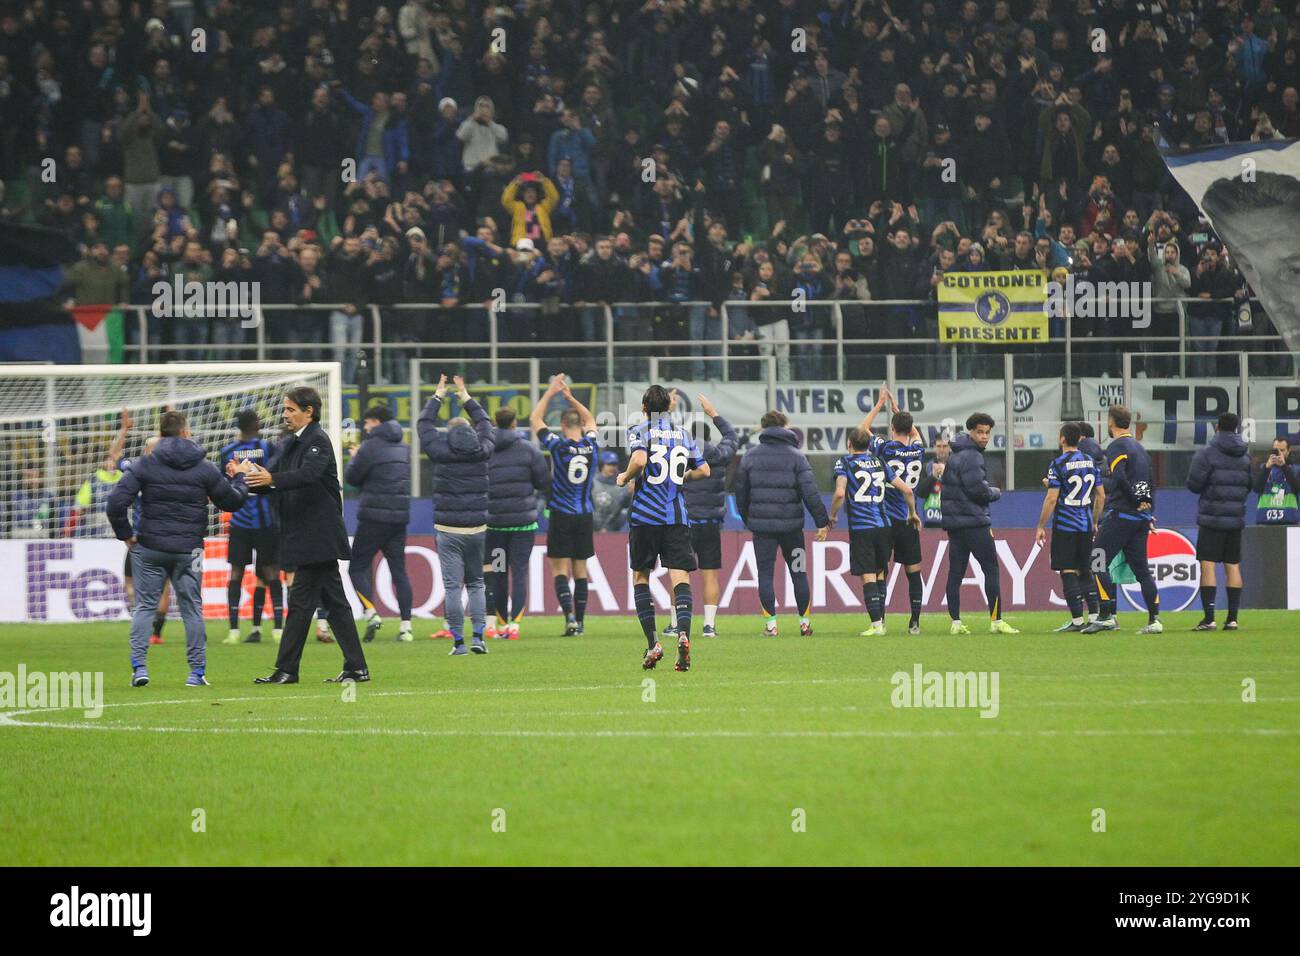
[70,304,125,364]
[0,222,83,363]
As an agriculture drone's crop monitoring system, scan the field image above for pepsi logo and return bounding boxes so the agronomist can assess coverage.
[1120,528,1199,612]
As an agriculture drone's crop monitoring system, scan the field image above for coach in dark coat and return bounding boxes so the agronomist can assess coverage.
[242,386,369,683]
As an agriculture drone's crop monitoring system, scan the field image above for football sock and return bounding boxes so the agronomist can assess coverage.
[867,580,884,623]
[1199,585,1216,622]
[152,615,166,638]
[673,582,692,636]
[634,583,657,649]
[703,604,717,628]
[227,578,241,629]
[252,585,266,626]
[271,584,283,628]
[1225,586,1241,623]
[1062,573,1085,623]
[554,574,573,618]
[907,570,923,622]
[574,577,589,624]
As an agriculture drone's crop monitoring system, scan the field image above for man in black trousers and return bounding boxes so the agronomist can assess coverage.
[238,386,370,684]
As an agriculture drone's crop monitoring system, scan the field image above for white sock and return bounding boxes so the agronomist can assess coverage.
[399,620,412,632]
[1072,616,1085,625]
[367,608,381,622]
[1088,612,1099,622]
[704,605,717,627]
[227,628,240,637]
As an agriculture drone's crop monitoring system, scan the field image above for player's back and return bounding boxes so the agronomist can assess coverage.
[1104,434,1154,516]
[221,437,276,529]
[870,435,924,522]
[836,451,890,530]
[1048,449,1099,533]
[628,416,701,526]
[541,428,598,515]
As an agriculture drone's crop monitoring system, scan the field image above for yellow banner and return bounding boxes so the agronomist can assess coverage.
[937,271,1050,343]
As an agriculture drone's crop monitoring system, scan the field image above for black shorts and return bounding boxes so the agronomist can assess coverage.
[1196,527,1242,564]
[689,522,723,570]
[1050,529,1094,573]
[547,512,595,560]
[629,524,697,572]
[889,519,923,567]
[228,526,280,568]
[850,527,892,576]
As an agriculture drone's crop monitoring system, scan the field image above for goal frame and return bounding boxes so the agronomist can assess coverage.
[0,362,345,475]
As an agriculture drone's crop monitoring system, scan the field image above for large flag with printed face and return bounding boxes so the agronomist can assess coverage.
[1162,139,1300,354]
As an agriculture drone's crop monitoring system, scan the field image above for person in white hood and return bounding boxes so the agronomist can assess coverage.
[456,95,508,173]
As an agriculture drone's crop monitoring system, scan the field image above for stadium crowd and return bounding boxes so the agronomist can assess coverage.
[3,0,1298,379]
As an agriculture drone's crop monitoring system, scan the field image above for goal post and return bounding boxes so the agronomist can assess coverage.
[0,362,343,540]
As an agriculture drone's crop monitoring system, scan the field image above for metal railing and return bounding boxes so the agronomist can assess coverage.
[115,296,1282,385]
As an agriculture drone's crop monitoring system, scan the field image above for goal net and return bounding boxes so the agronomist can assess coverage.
[0,363,343,541]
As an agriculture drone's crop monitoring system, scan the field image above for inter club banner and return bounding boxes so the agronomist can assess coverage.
[1,529,1214,622]
[1162,139,1300,355]
[1078,377,1300,450]
[937,271,1050,344]
[622,381,1064,453]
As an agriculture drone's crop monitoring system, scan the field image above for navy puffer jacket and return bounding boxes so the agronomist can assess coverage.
[418,396,495,528]
[685,415,740,525]
[1186,430,1252,531]
[940,433,1000,530]
[345,419,411,525]
[734,426,828,533]
[487,427,549,527]
[106,437,249,553]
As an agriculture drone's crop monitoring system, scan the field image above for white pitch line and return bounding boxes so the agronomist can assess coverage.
[1,719,1297,740]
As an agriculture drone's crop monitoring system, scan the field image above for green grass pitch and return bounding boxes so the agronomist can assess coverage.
[1,611,1297,866]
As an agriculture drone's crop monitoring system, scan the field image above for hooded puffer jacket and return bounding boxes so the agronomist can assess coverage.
[940,432,1001,530]
[107,437,248,552]
[345,418,411,526]
[1186,429,1252,530]
[733,426,828,533]
[487,427,549,528]
[417,397,495,528]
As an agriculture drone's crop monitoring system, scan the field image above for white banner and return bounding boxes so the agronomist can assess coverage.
[1078,377,1300,450]
[622,380,1064,453]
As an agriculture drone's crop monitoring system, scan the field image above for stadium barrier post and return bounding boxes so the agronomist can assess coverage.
[1178,302,1187,379]
[1003,352,1016,491]
[489,306,500,384]
[885,353,897,412]
[1122,351,1133,420]
[135,306,149,364]
[1239,352,1249,428]
[1064,306,1072,386]
[409,358,421,498]
[765,353,776,411]
[529,357,540,420]
[949,344,958,380]
[371,305,384,385]
[604,304,615,386]
[254,305,266,361]
[720,303,730,384]
[648,354,659,386]
[834,302,845,382]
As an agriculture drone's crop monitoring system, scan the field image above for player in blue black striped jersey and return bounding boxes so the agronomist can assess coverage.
[860,388,928,633]
[617,385,708,671]
[530,375,600,635]
[821,427,919,636]
[218,409,283,645]
[1035,423,1105,632]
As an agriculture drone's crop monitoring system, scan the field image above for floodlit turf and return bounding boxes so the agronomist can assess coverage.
[1,611,1297,866]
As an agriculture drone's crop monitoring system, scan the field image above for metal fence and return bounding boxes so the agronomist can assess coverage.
[115,296,1291,386]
